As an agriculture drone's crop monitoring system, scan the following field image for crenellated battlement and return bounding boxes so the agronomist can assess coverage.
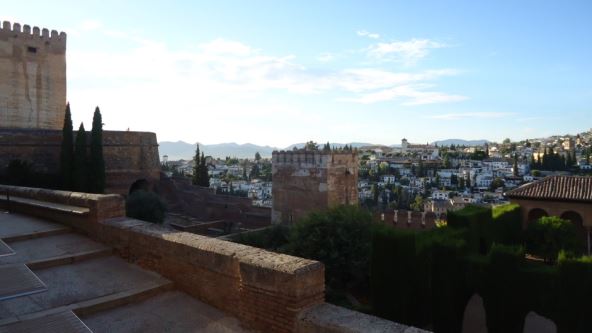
[272,150,357,166]
[0,20,67,130]
[0,20,66,52]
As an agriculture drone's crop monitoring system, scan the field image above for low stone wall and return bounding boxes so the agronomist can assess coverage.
[0,184,124,235]
[297,303,430,333]
[98,218,325,333]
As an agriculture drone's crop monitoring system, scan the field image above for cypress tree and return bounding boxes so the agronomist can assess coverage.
[89,107,105,193]
[192,144,200,185]
[59,103,74,190]
[200,152,210,187]
[73,123,88,192]
[513,155,519,176]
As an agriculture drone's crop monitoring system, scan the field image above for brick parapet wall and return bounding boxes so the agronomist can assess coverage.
[97,218,325,332]
[0,184,124,230]
[375,209,438,230]
[0,185,324,332]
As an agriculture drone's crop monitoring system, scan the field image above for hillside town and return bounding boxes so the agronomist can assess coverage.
[162,128,592,218]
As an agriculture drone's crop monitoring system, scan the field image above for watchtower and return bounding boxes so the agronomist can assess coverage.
[272,149,358,224]
[0,21,67,130]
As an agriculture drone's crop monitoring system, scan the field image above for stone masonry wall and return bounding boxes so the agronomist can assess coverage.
[0,21,66,130]
[272,151,358,224]
[0,128,160,194]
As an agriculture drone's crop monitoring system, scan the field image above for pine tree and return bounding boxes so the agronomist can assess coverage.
[89,107,105,193]
[255,152,262,161]
[73,123,88,192]
[192,144,200,185]
[60,103,74,190]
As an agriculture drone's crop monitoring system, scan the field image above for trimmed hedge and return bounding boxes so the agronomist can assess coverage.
[481,244,528,333]
[554,255,592,332]
[371,225,418,325]
[491,204,523,245]
[447,205,491,254]
[371,226,470,331]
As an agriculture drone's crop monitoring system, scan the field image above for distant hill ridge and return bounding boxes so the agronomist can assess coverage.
[159,139,490,160]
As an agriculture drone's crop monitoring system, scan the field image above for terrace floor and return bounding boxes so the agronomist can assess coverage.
[0,211,249,333]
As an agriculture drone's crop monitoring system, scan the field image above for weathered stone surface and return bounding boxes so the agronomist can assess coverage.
[462,294,488,333]
[523,311,556,333]
[0,129,160,194]
[0,21,66,130]
[272,151,358,224]
[297,303,431,333]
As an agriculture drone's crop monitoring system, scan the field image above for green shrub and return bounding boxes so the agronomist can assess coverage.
[525,216,582,263]
[491,204,523,245]
[288,205,374,289]
[125,190,167,224]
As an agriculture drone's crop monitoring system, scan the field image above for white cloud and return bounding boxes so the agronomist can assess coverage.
[426,112,513,120]
[367,39,447,65]
[66,27,466,142]
[318,52,335,62]
[356,30,380,39]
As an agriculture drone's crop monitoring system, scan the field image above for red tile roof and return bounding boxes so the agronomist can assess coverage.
[506,176,592,203]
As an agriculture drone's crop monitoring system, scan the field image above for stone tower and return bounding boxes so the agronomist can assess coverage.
[272,149,358,224]
[0,21,67,130]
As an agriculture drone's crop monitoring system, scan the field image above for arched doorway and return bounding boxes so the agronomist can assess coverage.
[129,179,149,195]
[528,208,548,222]
[561,211,587,253]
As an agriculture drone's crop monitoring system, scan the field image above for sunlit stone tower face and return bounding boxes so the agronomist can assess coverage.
[0,21,67,130]
[272,150,358,224]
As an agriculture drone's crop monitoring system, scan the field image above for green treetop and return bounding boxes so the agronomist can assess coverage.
[60,103,74,190]
[89,107,105,193]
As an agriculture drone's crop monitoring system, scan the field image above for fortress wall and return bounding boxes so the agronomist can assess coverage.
[0,21,66,130]
[0,128,160,194]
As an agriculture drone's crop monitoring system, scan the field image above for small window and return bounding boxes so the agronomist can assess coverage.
[27,46,37,53]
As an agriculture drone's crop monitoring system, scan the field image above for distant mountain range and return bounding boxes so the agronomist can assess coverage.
[159,139,489,160]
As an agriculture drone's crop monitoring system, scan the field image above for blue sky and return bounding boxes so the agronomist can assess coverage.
[3,1,591,147]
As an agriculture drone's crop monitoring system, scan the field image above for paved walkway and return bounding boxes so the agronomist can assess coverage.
[0,211,249,333]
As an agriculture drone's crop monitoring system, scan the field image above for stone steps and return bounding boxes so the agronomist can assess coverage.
[0,212,249,332]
